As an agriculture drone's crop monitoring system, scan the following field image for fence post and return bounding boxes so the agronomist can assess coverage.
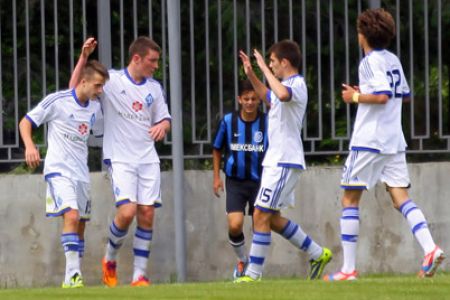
[167,0,187,282]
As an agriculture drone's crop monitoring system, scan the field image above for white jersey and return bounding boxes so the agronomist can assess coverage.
[26,89,103,183]
[101,69,171,163]
[350,49,410,154]
[262,75,307,169]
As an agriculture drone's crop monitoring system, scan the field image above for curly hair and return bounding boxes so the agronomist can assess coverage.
[357,8,395,49]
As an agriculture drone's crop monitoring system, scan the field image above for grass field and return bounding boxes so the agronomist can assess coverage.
[1,274,450,300]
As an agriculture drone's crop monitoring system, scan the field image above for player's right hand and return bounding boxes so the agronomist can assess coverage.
[25,146,41,169]
[213,177,224,198]
[239,50,253,75]
[81,37,97,58]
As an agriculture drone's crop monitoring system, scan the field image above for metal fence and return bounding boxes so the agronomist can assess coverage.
[0,0,449,166]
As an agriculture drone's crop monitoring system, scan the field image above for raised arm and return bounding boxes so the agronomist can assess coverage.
[253,49,291,102]
[19,117,41,169]
[239,50,269,106]
[69,37,98,88]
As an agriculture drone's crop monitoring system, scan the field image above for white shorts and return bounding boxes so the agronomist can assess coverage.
[254,166,301,212]
[45,174,91,220]
[104,160,162,207]
[341,150,410,190]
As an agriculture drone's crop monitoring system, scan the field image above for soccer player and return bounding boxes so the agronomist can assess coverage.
[236,40,332,282]
[323,8,444,281]
[212,79,268,279]
[19,60,108,288]
[69,37,171,287]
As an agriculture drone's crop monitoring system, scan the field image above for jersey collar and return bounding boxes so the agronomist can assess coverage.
[71,89,90,107]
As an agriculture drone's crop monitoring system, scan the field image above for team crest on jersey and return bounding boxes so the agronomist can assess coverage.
[253,131,263,143]
[78,123,88,135]
[145,93,153,107]
[90,113,96,127]
[132,101,143,112]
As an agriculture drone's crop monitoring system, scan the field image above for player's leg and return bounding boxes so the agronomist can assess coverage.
[77,181,91,268]
[270,213,331,280]
[130,162,161,286]
[325,150,386,281]
[237,207,272,282]
[393,193,445,278]
[384,154,444,277]
[61,209,83,288]
[103,161,138,287]
[77,221,86,265]
[226,178,258,278]
[46,175,83,288]
[228,212,247,277]
[132,204,154,286]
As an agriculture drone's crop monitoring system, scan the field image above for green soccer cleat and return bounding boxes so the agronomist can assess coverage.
[62,272,84,288]
[233,275,261,283]
[308,247,333,280]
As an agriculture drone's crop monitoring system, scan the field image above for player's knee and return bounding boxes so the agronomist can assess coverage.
[228,223,243,236]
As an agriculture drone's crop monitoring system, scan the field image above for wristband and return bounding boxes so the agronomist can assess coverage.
[352,92,360,103]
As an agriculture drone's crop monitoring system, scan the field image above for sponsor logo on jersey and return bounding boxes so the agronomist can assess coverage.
[230,143,264,152]
[132,101,143,112]
[118,111,150,122]
[145,93,154,107]
[254,131,263,143]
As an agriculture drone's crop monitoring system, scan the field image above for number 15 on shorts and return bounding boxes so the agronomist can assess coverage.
[258,187,273,203]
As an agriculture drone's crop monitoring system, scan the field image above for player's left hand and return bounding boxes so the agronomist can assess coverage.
[253,49,267,69]
[149,122,167,141]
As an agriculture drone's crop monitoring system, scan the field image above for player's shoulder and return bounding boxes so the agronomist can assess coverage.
[40,89,73,108]
[146,77,165,90]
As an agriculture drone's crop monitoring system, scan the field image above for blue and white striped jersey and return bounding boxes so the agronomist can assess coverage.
[25,89,103,183]
[213,111,268,181]
[350,49,410,154]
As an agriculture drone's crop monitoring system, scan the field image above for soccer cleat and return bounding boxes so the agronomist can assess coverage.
[233,275,261,283]
[323,270,358,281]
[102,257,118,287]
[308,247,333,280]
[233,260,248,279]
[418,246,445,278]
[61,273,84,288]
[131,275,151,287]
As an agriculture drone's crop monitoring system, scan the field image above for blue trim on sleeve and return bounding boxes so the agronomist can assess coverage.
[350,146,380,153]
[373,90,393,97]
[403,92,411,97]
[277,163,304,169]
[266,90,272,103]
[285,86,293,101]
[44,172,62,181]
[25,115,38,128]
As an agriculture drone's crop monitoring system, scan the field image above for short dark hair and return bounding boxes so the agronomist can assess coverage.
[81,60,109,80]
[357,8,395,49]
[268,40,302,71]
[129,36,161,61]
[238,79,254,96]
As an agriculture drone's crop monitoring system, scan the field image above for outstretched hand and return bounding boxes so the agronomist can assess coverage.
[252,49,267,70]
[81,37,97,58]
[239,50,253,75]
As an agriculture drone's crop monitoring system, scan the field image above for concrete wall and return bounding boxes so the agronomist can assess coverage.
[0,162,449,288]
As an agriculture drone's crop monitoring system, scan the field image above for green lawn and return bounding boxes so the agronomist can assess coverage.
[1,274,450,300]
